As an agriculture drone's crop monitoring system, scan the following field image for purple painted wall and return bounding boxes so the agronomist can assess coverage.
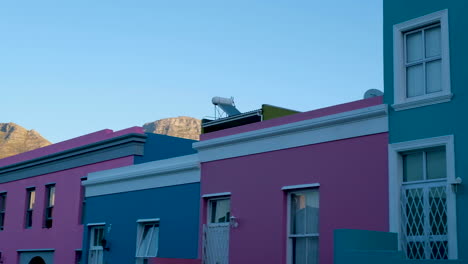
[200,134,389,264]
[0,127,144,264]
[199,98,388,264]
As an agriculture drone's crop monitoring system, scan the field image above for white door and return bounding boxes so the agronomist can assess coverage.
[203,197,230,264]
[88,226,105,264]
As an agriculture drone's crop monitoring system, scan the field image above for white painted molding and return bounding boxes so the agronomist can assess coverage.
[194,104,388,162]
[388,135,457,259]
[136,218,160,223]
[84,154,200,197]
[87,222,106,226]
[202,192,231,198]
[392,9,451,110]
[392,93,453,111]
[281,183,320,191]
[17,249,55,252]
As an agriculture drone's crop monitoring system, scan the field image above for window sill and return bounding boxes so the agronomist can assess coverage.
[392,93,453,111]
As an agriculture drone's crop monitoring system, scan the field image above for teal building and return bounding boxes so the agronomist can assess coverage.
[335,1,468,263]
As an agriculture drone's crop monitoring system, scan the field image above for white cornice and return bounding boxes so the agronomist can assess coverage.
[193,104,388,162]
[84,154,200,197]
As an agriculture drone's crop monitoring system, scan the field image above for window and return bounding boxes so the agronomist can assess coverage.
[393,9,451,111]
[208,198,230,224]
[136,220,159,264]
[75,250,82,264]
[288,189,319,264]
[25,187,36,228]
[88,225,105,264]
[389,136,457,260]
[204,197,230,264]
[44,184,55,228]
[80,178,87,225]
[0,192,6,230]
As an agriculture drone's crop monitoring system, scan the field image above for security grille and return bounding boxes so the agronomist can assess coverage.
[203,224,229,264]
[400,182,448,259]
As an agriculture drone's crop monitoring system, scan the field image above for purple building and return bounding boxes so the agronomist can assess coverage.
[194,97,389,264]
[0,127,195,264]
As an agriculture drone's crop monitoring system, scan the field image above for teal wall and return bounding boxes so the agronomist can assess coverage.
[334,229,464,264]
[384,0,468,262]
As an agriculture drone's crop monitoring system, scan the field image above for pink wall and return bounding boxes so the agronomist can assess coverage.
[201,96,382,140]
[200,133,389,264]
[0,156,134,264]
[0,127,144,264]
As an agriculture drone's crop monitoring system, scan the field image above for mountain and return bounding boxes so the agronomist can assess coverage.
[0,123,51,159]
[143,116,201,140]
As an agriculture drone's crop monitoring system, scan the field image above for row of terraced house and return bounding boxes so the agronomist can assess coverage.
[1,1,467,264]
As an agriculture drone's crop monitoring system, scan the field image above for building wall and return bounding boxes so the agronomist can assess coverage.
[83,183,200,264]
[384,0,468,261]
[0,127,148,264]
[200,133,388,264]
[134,133,197,164]
[0,156,134,264]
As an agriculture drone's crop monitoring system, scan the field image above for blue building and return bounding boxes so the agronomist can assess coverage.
[335,1,468,263]
[82,154,200,264]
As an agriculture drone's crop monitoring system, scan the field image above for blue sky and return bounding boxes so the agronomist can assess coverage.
[0,1,382,143]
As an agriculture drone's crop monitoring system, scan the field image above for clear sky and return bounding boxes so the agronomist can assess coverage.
[0,0,382,143]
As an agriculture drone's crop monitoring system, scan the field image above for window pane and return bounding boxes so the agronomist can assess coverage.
[138,225,152,256]
[429,186,447,236]
[403,153,423,182]
[48,186,55,207]
[305,191,319,234]
[291,193,306,234]
[293,237,307,264]
[28,190,36,209]
[430,241,448,259]
[426,60,442,94]
[406,64,424,97]
[426,149,446,179]
[407,241,425,259]
[210,199,230,223]
[147,226,159,256]
[306,237,319,264]
[406,31,423,63]
[0,194,5,211]
[425,26,441,58]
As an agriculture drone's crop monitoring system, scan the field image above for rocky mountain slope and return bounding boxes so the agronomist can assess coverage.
[0,123,51,159]
[0,117,201,160]
[143,116,201,140]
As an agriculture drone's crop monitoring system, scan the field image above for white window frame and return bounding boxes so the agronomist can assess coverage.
[388,135,457,259]
[286,186,320,264]
[135,219,160,264]
[88,224,105,264]
[392,9,451,111]
[207,196,231,227]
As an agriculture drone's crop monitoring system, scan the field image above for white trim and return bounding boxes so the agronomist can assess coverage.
[84,154,200,197]
[392,93,453,111]
[194,104,388,162]
[388,135,457,259]
[392,9,451,111]
[136,218,160,223]
[17,249,55,252]
[281,183,320,191]
[87,222,106,226]
[202,192,231,198]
